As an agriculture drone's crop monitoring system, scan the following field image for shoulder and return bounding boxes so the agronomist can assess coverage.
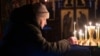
[27,24,42,34]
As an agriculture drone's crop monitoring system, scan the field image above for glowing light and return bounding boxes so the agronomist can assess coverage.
[44,0,48,2]
[89,21,92,26]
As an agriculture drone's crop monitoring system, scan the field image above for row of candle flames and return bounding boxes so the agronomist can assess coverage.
[73,21,100,46]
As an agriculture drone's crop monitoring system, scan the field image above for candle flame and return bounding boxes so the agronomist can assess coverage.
[84,25,87,28]
[44,0,48,2]
[79,29,83,35]
[96,23,99,26]
[89,22,92,26]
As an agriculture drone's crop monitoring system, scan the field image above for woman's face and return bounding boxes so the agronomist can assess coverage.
[40,17,48,29]
[37,17,48,29]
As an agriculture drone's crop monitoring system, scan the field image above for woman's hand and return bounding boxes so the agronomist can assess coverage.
[67,36,78,45]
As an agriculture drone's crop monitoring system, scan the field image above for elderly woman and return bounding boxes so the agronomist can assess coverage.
[2,3,78,56]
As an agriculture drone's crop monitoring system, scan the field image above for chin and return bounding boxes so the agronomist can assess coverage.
[41,26,44,29]
[41,27,43,29]
[41,26,45,29]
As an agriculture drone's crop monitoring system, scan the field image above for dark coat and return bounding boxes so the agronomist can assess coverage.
[1,4,70,56]
[2,23,70,56]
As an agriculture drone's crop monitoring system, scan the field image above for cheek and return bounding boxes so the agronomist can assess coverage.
[42,20,46,26]
[42,19,47,24]
[40,20,47,28]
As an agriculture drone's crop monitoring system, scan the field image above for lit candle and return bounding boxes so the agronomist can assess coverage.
[98,23,100,47]
[89,21,92,26]
[79,29,83,40]
[96,23,100,40]
[87,24,95,40]
[74,22,76,32]
[73,30,77,38]
[96,23,99,40]
[95,29,98,40]
[84,25,87,40]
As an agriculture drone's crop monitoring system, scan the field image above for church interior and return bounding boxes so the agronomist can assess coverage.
[1,0,100,56]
